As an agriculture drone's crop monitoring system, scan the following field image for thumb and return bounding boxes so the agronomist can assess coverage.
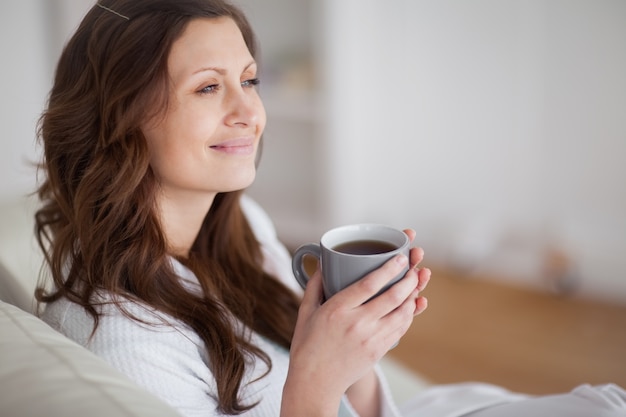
[299,266,324,313]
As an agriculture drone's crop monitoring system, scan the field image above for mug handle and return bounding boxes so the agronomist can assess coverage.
[291,243,321,290]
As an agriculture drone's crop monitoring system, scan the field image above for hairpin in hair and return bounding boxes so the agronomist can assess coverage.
[97,3,130,21]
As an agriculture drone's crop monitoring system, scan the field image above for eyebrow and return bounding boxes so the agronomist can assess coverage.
[192,60,257,76]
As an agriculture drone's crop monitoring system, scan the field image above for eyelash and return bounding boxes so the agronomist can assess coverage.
[198,78,260,95]
[242,78,260,88]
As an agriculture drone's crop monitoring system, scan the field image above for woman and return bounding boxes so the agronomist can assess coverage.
[35,1,626,417]
[36,1,428,416]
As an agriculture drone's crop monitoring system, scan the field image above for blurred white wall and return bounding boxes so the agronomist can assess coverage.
[0,2,48,202]
[316,0,626,302]
[0,0,92,204]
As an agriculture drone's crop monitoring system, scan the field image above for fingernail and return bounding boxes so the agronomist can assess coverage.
[396,254,408,265]
[414,297,428,314]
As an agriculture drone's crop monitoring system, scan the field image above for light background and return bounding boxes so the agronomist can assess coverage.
[1,0,625,303]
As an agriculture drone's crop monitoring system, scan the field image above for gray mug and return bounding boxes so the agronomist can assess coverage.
[292,224,410,300]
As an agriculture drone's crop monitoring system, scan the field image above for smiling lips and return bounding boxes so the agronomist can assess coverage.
[209,137,255,155]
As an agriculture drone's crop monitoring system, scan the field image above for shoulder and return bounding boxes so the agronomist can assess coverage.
[42,296,216,412]
[42,294,200,350]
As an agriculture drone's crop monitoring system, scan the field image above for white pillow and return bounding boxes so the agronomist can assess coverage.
[0,300,182,417]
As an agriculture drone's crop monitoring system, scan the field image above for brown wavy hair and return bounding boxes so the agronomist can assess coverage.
[35,0,300,414]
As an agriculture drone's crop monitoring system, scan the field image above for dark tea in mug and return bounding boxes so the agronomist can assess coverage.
[332,239,397,255]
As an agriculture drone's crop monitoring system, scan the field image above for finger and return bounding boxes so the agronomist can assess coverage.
[410,246,425,270]
[378,288,419,345]
[363,267,419,318]
[417,267,431,292]
[414,296,428,316]
[299,266,324,315]
[403,229,416,243]
[336,254,409,308]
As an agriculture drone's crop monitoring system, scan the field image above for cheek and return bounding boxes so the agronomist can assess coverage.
[144,138,170,181]
[257,100,267,134]
[142,123,180,181]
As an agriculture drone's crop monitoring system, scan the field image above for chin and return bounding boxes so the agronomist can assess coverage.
[222,171,257,193]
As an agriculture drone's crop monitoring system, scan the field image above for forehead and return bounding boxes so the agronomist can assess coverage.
[167,17,253,81]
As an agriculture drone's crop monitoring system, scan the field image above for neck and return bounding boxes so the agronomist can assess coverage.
[157,189,216,258]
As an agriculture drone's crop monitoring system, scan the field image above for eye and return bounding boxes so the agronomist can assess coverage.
[198,84,219,95]
[242,78,260,88]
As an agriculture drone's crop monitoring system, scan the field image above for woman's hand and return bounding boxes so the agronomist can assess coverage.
[345,229,430,417]
[404,228,431,297]
[282,229,430,417]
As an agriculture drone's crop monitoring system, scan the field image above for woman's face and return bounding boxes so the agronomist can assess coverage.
[142,17,265,202]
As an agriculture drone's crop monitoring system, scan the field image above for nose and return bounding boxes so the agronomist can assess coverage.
[224,86,263,127]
